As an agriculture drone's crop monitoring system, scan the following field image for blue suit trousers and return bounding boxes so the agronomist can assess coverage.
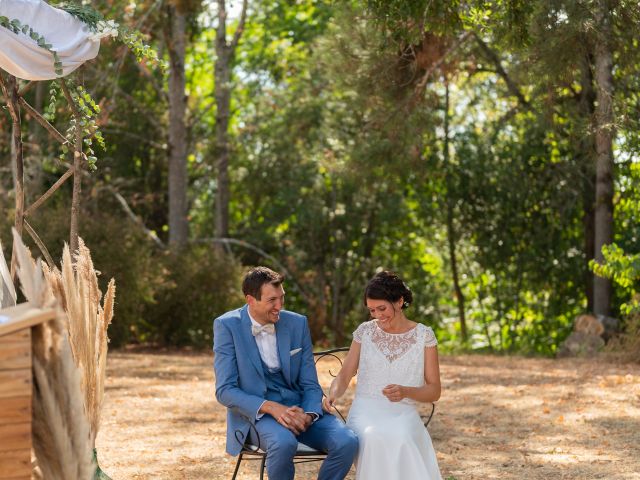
[250,413,358,480]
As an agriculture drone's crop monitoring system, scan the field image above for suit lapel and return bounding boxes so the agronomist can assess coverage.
[276,318,291,385]
[240,306,265,381]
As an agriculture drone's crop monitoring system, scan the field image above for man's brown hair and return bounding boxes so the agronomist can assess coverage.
[242,266,284,300]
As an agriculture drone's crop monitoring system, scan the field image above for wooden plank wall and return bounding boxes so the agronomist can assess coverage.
[0,328,32,480]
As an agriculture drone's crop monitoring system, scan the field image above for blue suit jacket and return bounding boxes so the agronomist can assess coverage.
[213,305,324,455]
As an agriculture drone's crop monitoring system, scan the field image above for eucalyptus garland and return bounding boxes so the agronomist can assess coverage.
[59,82,106,172]
[54,2,167,70]
[53,2,104,28]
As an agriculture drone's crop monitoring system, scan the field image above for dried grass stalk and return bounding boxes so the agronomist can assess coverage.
[31,317,95,480]
[42,237,116,440]
[11,229,95,480]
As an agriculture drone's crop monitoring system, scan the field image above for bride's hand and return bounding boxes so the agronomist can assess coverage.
[382,384,405,402]
[322,395,335,412]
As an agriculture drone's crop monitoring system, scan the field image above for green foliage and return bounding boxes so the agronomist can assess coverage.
[44,81,60,122]
[0,192,243,348]
[143,246,245,347]
[591,162,640,316]
[5,0,640,354]
[117,27,168,72]
[59,84,106,171]
[54,2,105,27]
[591,244,640,314]
[74,208,165,346]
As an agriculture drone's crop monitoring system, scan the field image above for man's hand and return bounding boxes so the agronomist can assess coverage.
[281,406,312,434]
[261,402,310,435]
[382,384,405,402]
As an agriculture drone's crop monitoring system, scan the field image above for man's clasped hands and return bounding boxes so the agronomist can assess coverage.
[262,401,315,435]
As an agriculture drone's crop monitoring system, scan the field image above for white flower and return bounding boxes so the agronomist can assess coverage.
[88,19,120,41]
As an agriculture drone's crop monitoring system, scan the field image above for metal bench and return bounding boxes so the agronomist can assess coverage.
[230,347,435,479]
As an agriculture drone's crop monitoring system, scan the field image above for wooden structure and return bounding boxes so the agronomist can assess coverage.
[0,72,86,278]
[0,303,55,480]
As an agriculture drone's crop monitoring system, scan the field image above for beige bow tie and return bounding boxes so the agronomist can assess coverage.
[252,323,275,336]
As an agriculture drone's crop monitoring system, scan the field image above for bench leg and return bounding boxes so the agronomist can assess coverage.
[231,453,243,480]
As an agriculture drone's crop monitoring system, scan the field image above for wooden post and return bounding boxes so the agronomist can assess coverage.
[60,79,83,253]
[0,74,24,281]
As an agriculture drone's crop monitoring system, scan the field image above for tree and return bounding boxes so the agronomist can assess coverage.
[592,0,615,315]
[214,0,248,239]
[166,2,190,247]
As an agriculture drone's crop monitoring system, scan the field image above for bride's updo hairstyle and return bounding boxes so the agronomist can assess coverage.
[364,271,413,310]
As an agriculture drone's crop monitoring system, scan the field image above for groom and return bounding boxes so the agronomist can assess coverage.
[213,266,358,480]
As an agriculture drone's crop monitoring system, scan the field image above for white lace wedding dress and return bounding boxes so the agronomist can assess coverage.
[347,320,442,480]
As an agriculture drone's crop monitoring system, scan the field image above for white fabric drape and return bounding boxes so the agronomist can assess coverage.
[0,0,100,80]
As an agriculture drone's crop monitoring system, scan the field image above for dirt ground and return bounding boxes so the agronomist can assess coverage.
[95,351,640,480]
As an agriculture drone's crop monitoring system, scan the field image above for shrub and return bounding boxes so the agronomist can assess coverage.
[143,245,244,347]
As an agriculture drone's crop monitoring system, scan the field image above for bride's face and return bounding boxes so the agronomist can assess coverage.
[366,298,401,326]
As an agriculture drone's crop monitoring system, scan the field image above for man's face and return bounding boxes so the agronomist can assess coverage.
[247,283,285,325]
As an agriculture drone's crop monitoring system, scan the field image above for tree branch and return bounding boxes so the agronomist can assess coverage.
[18,96,69,145]
[23,220,55,268]
[24,167,74,218]
[106,187,166,249]
[472,32,534,112]
[17,80,36,97]
[230,0,249,51]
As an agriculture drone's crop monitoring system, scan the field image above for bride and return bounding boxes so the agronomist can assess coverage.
[323,271,443,480]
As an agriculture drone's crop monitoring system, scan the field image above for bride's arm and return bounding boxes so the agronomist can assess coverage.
[322,341,361,411]
[383,346,441,403]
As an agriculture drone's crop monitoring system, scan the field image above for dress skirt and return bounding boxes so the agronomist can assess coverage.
[347,396,442,480]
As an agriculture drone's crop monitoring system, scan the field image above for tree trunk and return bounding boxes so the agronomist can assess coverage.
[446,203,467,342]
[329,184,344,345]
[578,52,597,312]
[443,81,467,342]
[593,1,615,316]
[214,4,231,239]
[214,0,248,239]
[167,5,189,248]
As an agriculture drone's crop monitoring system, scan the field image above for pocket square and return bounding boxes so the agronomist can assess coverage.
[289,348,302,356]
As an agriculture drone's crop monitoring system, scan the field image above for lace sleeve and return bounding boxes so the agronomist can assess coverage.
[352,321,371,343]
[423,326,438,348]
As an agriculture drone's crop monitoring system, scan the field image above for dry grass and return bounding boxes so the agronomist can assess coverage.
[43,238,116,441]
[12,230,95,480]
[96,350,640,480]
[30,317,95,480]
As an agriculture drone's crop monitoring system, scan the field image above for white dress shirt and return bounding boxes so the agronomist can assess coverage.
[248,311,280,370]
[248,309,317,423]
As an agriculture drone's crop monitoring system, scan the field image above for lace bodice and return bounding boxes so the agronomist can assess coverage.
[353,320,437,404]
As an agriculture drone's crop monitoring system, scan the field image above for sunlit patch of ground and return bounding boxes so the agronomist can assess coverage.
[96,351,640,479]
